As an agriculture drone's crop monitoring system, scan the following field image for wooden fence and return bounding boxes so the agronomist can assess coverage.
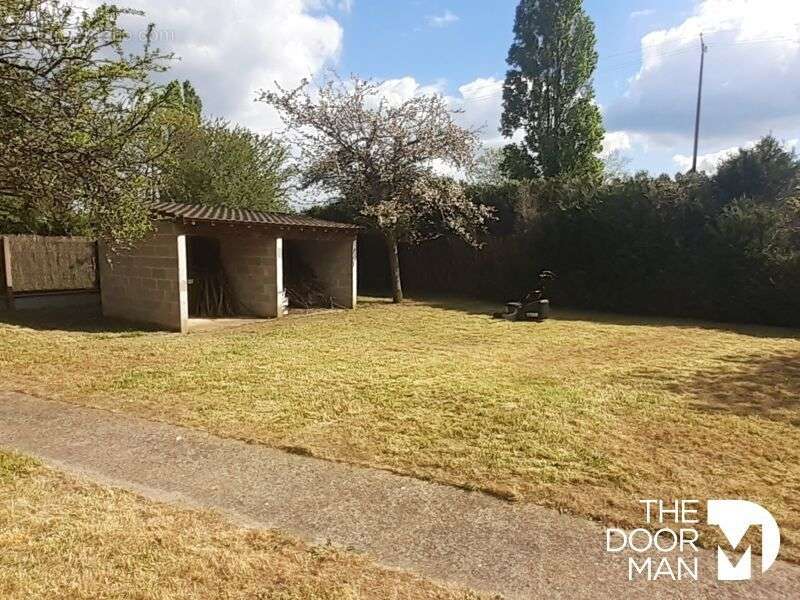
[1,235,98,309]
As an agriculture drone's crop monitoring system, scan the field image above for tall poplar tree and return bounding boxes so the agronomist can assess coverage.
[501,0,605,179]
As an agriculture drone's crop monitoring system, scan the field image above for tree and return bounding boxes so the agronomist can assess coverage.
[714,136,800,206]
[501,0,604,180]
[0,0,174,246]
[601,150,632,182]
[163,80,203,119]
[156,117,292,212]
[469,146,511,186]
[261,74,492,303]
[0,195,89,235]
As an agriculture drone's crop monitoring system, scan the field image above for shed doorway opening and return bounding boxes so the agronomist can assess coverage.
[186,236,235,318]
[283,240,334,310]
[282,238,356,311]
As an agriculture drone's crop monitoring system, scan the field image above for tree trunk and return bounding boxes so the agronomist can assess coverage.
[385,233,403,303]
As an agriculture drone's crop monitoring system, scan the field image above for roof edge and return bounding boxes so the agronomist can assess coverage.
[149,201,361,232]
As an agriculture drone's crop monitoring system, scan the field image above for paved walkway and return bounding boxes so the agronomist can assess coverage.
[1,391,798,599]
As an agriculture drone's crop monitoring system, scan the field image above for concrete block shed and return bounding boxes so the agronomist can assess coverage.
[99,202,360,333]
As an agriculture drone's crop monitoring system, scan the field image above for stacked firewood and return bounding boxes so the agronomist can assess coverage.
[284,253,334,309]
[188,271,235,317]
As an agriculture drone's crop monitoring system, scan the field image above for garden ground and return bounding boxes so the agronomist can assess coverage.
[1,297,799,562]
[0,450,477,599]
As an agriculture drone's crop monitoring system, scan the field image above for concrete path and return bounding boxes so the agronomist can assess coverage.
[1,391,798,599]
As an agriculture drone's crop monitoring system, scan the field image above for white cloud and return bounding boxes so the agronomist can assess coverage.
[426,10,459,28]
[673,137,799,173]
[335,0,354,12]
[673,143,747,173]
[452,77,505,144]
[303,0,353,13]
[376,77,446,107]
[606,0,800,156]
[630,9,656,19]
[78,0,344,134]
[370,76,505,146]
[601,131,633,157]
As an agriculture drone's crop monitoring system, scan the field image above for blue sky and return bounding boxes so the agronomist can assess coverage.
[104,0,800,175]
[337,1,692,93]
[331,0,799,174]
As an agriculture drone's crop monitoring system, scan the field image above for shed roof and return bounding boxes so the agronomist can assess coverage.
[151,201,360,232]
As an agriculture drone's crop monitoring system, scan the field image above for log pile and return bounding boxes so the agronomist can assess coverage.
[284,252,333,309]
[188,271,235,317]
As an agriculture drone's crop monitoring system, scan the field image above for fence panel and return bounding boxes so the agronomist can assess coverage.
[5,235,97,292]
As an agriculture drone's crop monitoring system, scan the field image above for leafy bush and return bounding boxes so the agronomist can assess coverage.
[155,118,292,212]
[360,136,800,326]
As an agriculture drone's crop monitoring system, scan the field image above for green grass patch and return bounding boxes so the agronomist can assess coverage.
[0,450,476,599]
[0,452,39,483]
[2,298,799,561]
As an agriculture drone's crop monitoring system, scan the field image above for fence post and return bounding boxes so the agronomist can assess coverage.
[93,240,101,291]
[2,236,14,310]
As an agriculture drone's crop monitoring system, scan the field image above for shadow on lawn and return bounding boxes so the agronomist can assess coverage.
[0,307,154,334]
[406,295,800,339]
[405,295,800,339]
[411,295,499,317]
[361,295,506,319]
[656,350,800,425]
[549,307,800,340]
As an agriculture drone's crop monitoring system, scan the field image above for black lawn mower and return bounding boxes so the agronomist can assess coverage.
[493,270,556,322]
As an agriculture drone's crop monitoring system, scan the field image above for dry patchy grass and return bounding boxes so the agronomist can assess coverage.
[0,450,478,600]
[2,298,800,561]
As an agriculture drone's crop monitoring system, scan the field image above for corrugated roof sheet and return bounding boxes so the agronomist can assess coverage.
[150,201,360,231]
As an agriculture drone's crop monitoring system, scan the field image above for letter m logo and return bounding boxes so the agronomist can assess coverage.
[707,500,781,581]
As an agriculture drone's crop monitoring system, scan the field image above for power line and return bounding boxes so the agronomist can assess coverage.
[599,35,798,73]
[601,32,798,62]
[453,33,799,107]
[602,36,696,60]
[717,35,800,47]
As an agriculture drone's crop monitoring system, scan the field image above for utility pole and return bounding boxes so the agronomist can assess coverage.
[691,33,708,173]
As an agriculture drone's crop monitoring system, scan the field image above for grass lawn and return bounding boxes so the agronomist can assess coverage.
[0,451,477,599]
[2,298,799,561]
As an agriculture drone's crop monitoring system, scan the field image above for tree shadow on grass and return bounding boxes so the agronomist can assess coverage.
[660,350,800,425]
[0,308,157,334]
[359,294,505,318]
[399,295,800,339]
[551,308,800,340]
[411,295,499,317]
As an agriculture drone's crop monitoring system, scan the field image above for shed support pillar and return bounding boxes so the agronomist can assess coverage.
[349,238,357,309]
[2,236,14,311]
[177,234,189,333]
[275,237,285,318]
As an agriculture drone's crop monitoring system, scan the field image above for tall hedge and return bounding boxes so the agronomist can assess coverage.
[358,137,800,327]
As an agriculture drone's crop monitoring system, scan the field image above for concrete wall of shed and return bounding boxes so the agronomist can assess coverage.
[99,221,186,332]
[99,220,352,331]
[287,238,357,309]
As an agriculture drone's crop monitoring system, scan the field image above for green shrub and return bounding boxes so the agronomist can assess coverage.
[359,137,800,326]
